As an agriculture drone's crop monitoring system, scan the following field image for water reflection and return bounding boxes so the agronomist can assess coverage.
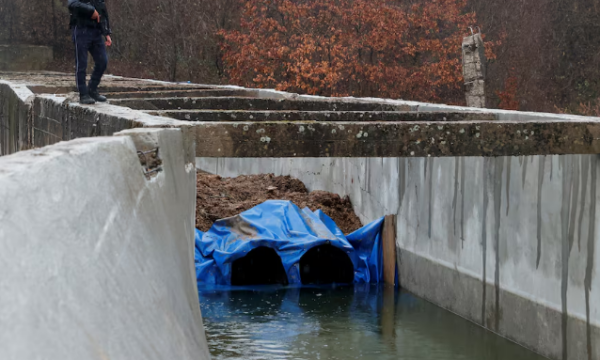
[198,285,546,360]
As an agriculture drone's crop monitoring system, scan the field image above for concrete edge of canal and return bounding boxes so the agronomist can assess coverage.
[0,126,210,360]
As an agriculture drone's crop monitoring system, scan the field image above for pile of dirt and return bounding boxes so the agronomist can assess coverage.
[196,173,362,234]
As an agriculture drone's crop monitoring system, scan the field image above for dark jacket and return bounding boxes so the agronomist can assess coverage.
[68,0,111,36]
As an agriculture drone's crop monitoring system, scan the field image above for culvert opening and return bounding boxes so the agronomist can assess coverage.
[300,245,354,285]
[231,247,289,286]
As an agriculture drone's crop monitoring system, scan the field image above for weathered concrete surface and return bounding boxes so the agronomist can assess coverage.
[1,88,190,155]
[192,120,600,157]
[0,45,53,71]
[0,81,33,155]
[462,33,486,108]
[5,74,600,158]
[0,128,210,360]
[465,79,486,108]
[28,85,215,94]
[105,89,252,99]
[149,110,496,122]
[110,96,412,111]
[0,71,592,122]
[31,96,142,148]
[1,75,204,155]
[17,91,600,157]
[196,155,600,360]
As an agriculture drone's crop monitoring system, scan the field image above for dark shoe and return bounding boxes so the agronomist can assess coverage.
[80,94,96,105]
[89,90,107,102]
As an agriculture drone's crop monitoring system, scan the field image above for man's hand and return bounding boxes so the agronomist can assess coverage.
[91,10,100,23]
[105,35,112,47]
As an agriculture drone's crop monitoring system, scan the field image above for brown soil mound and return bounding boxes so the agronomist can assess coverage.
[196,173,362,234]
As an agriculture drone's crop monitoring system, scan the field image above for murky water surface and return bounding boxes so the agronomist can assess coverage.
[198,285,546,360]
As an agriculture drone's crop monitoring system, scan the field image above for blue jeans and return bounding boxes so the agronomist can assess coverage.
[72,26,108,96]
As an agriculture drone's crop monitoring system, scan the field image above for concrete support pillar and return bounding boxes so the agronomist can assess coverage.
[462,32,486,108]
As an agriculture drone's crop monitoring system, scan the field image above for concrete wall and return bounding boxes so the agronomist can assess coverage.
[31,95,140,148]
[0,81,33,155]
[0,128,210,360]
[0,81,186,156]
[0,45,53,71]
[196,155,600,360]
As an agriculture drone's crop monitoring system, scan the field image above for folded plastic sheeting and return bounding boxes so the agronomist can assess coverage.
[194,200,384,286]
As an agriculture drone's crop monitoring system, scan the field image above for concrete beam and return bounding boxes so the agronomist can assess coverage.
[148,109,497,122]
[110,97,412,111]
[105,88,252,99]
[27,85,216,95]
[192,120,600,157]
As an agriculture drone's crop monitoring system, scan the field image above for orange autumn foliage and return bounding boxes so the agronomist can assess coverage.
[220,0,495,103]
[497,75,519,110]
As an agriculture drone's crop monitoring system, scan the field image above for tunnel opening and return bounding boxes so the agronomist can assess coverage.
[231,247,289,286]
[300,245,354,285]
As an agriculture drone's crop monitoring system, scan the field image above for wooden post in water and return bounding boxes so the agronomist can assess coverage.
[382,214,397,286]
[381,283,397,343]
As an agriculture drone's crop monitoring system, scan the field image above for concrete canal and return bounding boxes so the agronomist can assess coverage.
[2,73,599,360]
[199,285,547,360]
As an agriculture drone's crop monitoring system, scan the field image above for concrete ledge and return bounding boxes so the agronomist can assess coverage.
[192,120,600,157]
[149,110,497,122]
[27,84,215,94]
[110,96,412,111]
[105,89,250,99]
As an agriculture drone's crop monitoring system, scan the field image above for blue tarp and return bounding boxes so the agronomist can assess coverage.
[194,200,385,286]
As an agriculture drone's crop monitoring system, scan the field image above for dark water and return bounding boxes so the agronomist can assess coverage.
[198,285,546,360]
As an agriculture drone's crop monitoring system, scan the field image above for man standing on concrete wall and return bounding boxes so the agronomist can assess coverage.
[68,0,112,105]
